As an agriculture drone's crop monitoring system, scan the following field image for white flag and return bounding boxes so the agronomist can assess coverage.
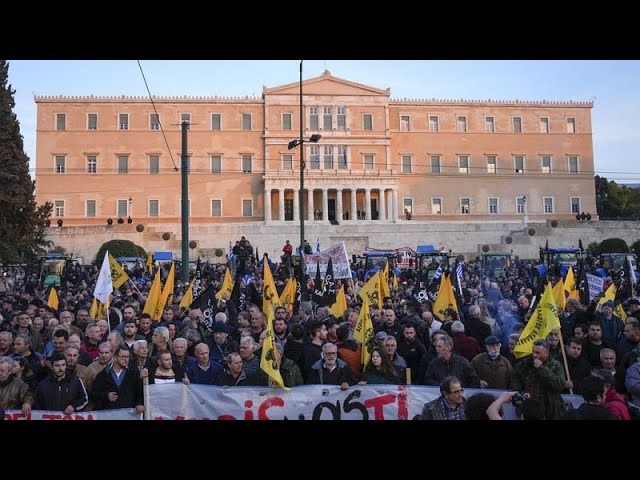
[630,258,638,286]
[94,251,113,303]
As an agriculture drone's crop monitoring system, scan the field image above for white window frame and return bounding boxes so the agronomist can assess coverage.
[486,155,497,174]
[337,145,348,169]
[241,155,252,173]
[211,155,222,173]
[86,155,97,174]
[363,114,373,131]
[118,113,129,131]
[570,197,581,214]
[211,199,223,217]
[566,117,576,133]
[117,155,129,174]
[149,113,160,130]
[401,155,412,173]
[323,107,333,130]
[543,197,554,214]
[241,113,252,131]
[86,200,97,218]
[211,113,221,131]
[541,155,552,173]
[323,145,334,170]
[403,198,414,216]
[336,106,346,131]
[180,112,191,129]
[242,198,253,217]
[428,115,439,132]
[149,155,160,174]
[514,155,525,174]
[56,113,66,131]
[460,197,470,215]
[309,145,320,169]
[431,197,442,215]
[149,200,160,217]
[400,115,411,132]
[516,196,526,214]
[539,117,549,133]
[456,115,467,133]
[458,155,469,174]
[431,155,441,174]
[116,199,128,218]
[309,106,319,131]
[485,116,495,133]
[54,155,66,174]
[488,197,499,214]
[54,200,65,217]
[282,154,293,170]
[512,116,522,133]
[568,155,579,174]
[363,154,374,170]
[282,112,292,131]
[87,113,98,131]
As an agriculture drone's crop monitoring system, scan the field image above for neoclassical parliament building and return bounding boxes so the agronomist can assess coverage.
[35,70,596,230]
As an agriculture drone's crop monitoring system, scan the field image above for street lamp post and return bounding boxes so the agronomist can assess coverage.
[288,60,321,254]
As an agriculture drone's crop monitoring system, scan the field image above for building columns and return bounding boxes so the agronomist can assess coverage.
[293,188,299,222]
[279,189,285,222]
[308,188,314,222]
[379,189,386,221]
[365,189,372,220]
[392,188,398,223]
[322,189,329,221]
[336,189,343,221]
[264,189,271,222]
[351,189,357,221]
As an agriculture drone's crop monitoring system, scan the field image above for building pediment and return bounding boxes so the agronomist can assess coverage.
[264,70,390,97]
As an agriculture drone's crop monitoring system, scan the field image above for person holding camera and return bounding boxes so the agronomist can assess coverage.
[509,339,566,420]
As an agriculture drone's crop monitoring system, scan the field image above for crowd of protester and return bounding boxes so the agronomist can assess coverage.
[1,243,640,421]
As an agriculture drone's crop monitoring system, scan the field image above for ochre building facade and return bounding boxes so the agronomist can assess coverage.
[35,70,596,228]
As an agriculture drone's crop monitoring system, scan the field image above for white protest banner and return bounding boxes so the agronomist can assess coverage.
[147,384,582,420]
[586,273,604,300]
[303,242,352,280]
[4,408,140,420]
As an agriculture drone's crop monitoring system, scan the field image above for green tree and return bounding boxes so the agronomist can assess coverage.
[94,240,146,266]
[0,60,52,264]
[599,238,629,253]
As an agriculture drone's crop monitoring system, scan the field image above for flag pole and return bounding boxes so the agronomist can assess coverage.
[143,375,150,420]
[558,333,573,395]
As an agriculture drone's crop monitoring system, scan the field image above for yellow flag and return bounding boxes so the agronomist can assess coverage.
[215,267,233,301]
[90,297,98,319]
[260,258,287,389]
[108,253,130,289]
[143,270,162,318]
[154,262,175,320]
[179,278,195,310]
[514,283,561,359]
[146,251,154,273]
[598,283,616,305]
[280,277,297,314]
[381,261,391,299]
[358,272,382,308]
[393,274,399,292]
[552,278,566,311]
[329,284,348,318]
[564,266,579,300]
[47,287,59,310]
[432,274,458,321]
[353,295,374,365]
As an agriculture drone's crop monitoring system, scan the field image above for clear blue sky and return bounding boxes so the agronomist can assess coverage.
[7,60,640,183]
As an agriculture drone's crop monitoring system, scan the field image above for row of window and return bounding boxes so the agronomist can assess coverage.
[52,152,580,175]
[53,110,577,134]
[399,115,577,134]
[53,199,253,218]
[52,196,581,219]
[406,196,580,216]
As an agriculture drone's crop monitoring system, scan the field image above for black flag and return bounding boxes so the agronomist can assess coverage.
[312,260,324,305]
[319,258,337,306]
[189,283,216,332]
[577,258,590,305]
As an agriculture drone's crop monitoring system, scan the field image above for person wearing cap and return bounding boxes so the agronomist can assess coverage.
[626,298,640,317]
[598,300,624,345]
[209,321,238,366]
[471,335,512,389]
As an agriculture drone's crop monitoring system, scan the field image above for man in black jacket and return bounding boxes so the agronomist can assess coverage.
[34,353,88,413]
[92,346,144,413]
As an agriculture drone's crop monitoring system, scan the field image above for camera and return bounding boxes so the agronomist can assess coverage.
[511,392,525,407]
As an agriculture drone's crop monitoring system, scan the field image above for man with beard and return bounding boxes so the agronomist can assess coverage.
[35,354,88,413]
